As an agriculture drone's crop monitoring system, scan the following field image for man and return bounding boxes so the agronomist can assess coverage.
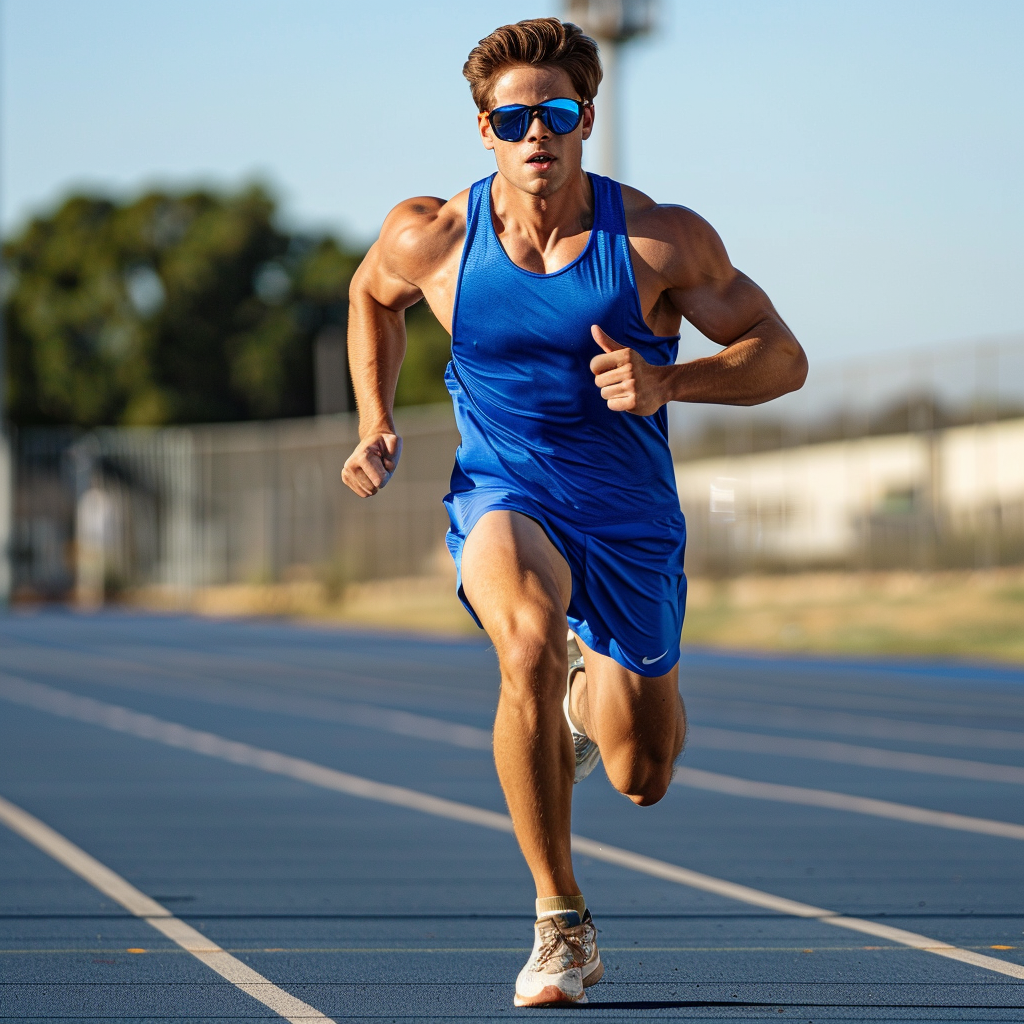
[342,17,806,1007]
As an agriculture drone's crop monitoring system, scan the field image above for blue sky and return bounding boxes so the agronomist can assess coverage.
[3,0,1021,365]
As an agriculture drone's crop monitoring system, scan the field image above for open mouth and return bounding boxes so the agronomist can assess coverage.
[527,151,555,168]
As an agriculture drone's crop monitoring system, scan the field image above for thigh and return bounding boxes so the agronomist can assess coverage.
[575,635,684,760]
[461,510,573,642]
[567,513,687,677]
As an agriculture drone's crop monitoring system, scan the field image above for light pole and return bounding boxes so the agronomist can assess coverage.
[565,0,658,179]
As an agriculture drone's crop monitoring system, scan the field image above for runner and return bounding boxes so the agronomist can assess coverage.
[342,17,807,1007]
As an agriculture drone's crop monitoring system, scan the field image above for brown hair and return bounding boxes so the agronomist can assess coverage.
[463,18,602,112]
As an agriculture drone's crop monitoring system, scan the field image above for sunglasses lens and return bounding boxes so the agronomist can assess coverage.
[490,105,529,142]
[541,98,583,135]
[489,99,582,142]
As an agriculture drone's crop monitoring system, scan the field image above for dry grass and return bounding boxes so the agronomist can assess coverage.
[128,566,479,638]
[128,566,1024,664]
[683,567,1024,662]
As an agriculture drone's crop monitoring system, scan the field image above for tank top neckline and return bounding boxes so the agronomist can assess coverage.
[483,172,600,281]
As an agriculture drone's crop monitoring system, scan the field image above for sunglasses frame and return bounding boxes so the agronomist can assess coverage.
[486,98,587,144]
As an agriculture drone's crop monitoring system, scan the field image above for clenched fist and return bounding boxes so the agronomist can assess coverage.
[342,432,402,497]
[589,325,668,417]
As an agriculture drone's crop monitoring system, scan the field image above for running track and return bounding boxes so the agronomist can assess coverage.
[1,611,1023,1022]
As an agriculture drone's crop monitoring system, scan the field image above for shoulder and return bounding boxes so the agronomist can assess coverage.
[377,190,471,283]
[619,183,733,285]
[619,184,724,255]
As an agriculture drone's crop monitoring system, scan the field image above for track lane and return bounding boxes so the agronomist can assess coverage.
[2,674,1024,984]
[2,612,1024,1021]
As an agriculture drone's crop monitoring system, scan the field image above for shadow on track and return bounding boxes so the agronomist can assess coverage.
[582,1002,1024,1011]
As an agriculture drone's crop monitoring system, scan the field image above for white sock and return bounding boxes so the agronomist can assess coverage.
[536,894,586,920]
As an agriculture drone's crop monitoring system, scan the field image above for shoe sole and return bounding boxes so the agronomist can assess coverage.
[513,954,603,1006]
[514,986,588,1007]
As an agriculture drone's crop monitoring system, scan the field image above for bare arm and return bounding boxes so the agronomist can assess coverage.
[342,198,454,497]
[591,206,807,414]
[347,245,414,437]
[660,209,806,405]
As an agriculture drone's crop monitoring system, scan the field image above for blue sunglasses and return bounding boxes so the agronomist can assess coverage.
[487,98,585,143]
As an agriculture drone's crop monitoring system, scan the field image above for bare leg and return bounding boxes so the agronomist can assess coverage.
[461,511,578,898]
[570,635,686,806]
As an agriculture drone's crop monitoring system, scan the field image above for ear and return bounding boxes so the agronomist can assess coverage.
[581,102,595,142]
[478,111,495,152]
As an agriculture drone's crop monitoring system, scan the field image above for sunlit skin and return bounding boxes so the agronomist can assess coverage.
[342,64,807,900]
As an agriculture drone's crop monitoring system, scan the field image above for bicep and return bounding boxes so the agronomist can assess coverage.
[663,211,779,346]
[672,271,779,347]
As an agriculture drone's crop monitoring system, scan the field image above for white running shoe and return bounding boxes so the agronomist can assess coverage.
[564,635,600,784]
[513,909,603,1007]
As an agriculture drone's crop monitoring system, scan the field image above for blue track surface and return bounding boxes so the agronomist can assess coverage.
[0,610,1022,1021]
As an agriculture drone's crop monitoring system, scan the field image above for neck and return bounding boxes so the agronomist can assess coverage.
[490,170,593,247]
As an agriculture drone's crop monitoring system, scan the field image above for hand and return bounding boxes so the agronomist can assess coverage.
[342,432,402,497]
[589,325,668,416]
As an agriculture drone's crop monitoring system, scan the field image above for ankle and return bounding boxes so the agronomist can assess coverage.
[536,894,586,919]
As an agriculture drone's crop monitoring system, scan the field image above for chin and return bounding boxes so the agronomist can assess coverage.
[506,168,565,197]
[525,176,556,195]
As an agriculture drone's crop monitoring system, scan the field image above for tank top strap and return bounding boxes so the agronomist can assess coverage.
[464,174,493,247]
[589,173,628,239]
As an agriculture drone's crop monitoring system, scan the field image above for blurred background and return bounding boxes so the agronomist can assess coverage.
[2,0,1022,658]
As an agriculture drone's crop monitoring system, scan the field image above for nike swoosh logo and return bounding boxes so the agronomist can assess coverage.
[642,650,670,665]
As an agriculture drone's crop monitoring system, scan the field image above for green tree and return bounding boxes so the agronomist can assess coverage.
[3,183,453,426]
[3,185,352,425]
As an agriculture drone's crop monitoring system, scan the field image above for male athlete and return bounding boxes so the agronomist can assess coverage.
[342,18,806,1007]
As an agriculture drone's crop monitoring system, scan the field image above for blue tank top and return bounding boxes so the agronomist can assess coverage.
[445,173,682,527]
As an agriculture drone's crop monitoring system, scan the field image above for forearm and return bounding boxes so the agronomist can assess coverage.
[347,287,407,436]
[662,317,807,407]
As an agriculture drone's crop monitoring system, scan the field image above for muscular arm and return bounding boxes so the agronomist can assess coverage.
[660,209,806,406]
[347,244,416,438]
[591,203,807,414]
[342,197,457,497]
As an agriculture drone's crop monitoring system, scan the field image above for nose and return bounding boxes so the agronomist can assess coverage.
[525,114,550,142]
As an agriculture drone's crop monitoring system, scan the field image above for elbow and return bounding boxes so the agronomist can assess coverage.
[769,335,807,400]
[784,344,809,395]
[740,340,807,406]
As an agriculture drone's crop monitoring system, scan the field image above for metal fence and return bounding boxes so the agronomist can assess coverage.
[12,407,461,603]
[11,333,1024,600]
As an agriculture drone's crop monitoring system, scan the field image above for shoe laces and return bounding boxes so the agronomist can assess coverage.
[532,917,590,971]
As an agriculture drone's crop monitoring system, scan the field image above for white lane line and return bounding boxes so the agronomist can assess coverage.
[7,670,1024,838]
[692,701,1024,751]
[691,726,1024,784]
[2,675,1023,983]
[0,674,512,834]
[673,767,1024,840]
[0,795,335,1023]
[0,664,495,751]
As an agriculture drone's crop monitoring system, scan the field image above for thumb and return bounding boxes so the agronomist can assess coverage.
[379,433,402,469]
[592,324,625,353]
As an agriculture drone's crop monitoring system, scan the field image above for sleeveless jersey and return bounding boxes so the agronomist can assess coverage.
[445,172,682,527]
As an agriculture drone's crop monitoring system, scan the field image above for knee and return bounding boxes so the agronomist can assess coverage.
[495,606,565,700]
[622,762,674,807]
[606,748,677,807]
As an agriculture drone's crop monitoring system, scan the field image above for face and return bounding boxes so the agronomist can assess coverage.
[478,65,594,197]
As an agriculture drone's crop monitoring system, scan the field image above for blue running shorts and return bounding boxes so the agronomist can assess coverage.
[444,489,687,677]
